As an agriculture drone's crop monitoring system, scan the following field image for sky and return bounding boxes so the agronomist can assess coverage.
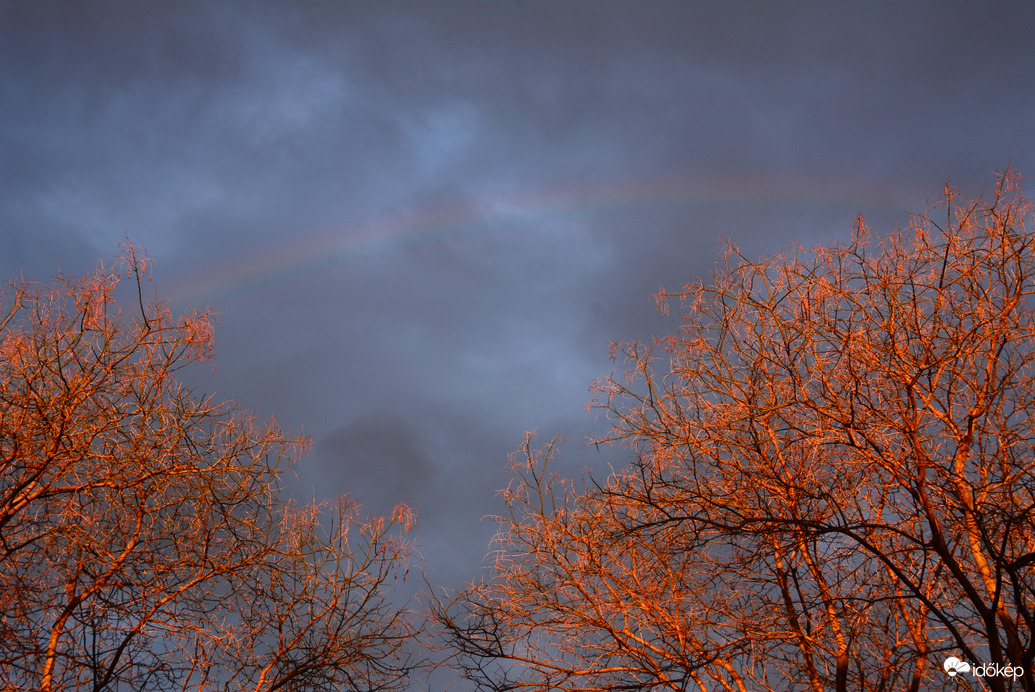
[2,1,1034,685]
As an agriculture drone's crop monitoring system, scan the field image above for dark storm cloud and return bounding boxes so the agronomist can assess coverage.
[320,413,434,514]
[4,3,1030,269]
[3,6,1035,674]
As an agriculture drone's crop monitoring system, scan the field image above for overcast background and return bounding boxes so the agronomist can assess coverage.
[2,2,1034,687]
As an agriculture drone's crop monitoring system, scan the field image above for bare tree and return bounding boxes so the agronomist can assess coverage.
[0,243,419,691]
[436,170,1035,692]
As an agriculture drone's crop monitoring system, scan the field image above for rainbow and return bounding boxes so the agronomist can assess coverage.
[165,169,921,306]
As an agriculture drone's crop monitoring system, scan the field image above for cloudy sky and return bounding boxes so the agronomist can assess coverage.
[2,0,1034,671]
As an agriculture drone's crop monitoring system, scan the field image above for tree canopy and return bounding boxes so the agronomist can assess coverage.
[437,170,1035,692]
[0,244,418,691]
